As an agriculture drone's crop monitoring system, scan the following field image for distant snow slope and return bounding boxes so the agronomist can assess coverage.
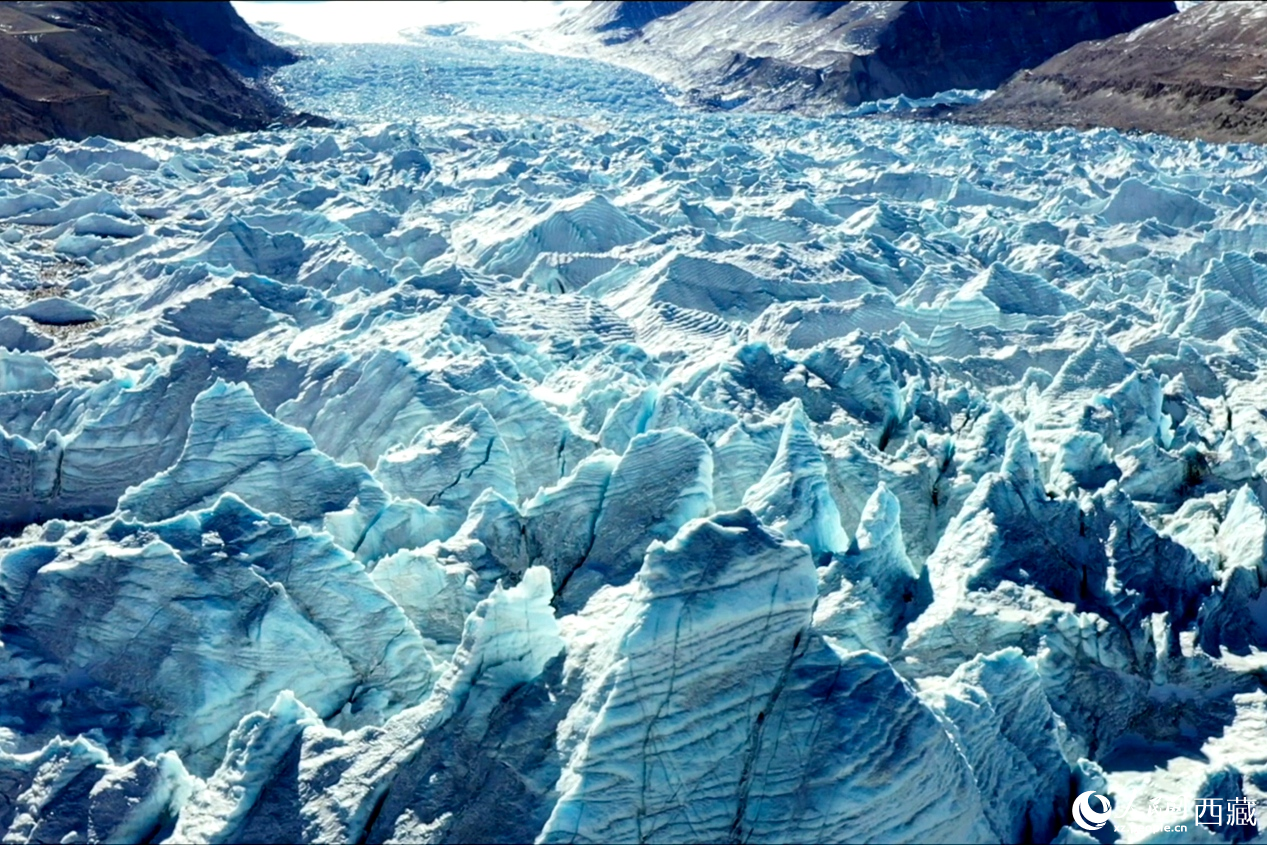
[233,0,586,44]
[2,33,1267,845]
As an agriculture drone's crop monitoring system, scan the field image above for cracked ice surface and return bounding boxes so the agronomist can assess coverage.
[3,33,1267,845]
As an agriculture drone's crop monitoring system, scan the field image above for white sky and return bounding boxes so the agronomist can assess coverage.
[232,1,585,43]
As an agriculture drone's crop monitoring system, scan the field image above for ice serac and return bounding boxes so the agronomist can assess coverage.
[167,692,320,845]
[522,450,619,592]
[0,494,432,773]
[814,482,928,654]
[742,400,849,562]
[921,649,1072,844]
[541,510,994,844]
[552,427,712,613]
[552,1,1175,111]
[0,514,352,771]
[373,404,517,537]
[0,316,53,353]
[1102,178,1215,228]
[1198,486,1267,655]
[959,263,1078,318]
[276,349,455,468]
[711,415,784,511]
[907,428,1208,669]
[0,349,57,393]
[296,567,564,845]
[0,734,194,844]
[1028,330,1163,468]
[197,219,306,283]
[157,273,330,345]
[467,194,653,278]
[0,347,201,529]
[0,736,111,842]
[364,567,566,843]
[120,380,376,525]
[276,348,586,502]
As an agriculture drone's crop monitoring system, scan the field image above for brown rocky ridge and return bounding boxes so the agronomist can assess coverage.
[957,1,1267,144]
[0,0,318,145]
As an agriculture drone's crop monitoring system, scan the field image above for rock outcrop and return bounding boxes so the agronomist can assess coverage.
[0,1,300,145]
[550,1,1177,111]
[122,1,298,77]
[958,1,1267,143]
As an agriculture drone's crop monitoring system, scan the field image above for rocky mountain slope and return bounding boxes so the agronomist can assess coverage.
[0,1,299,145]
[548,1,1177,111]
[958,1,1267,144]
[124,1,298,77]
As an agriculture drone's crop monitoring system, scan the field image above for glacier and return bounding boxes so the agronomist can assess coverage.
[2,29,1267,844]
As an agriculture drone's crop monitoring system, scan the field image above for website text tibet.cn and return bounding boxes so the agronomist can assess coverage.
[1106,795,1260,838]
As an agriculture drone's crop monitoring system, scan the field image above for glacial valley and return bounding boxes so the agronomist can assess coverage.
[2,28,1267,844]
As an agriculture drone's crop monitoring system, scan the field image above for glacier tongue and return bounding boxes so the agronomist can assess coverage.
[3,30,1267,844]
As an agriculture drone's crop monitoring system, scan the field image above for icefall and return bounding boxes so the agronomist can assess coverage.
[1,37,1267,844]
